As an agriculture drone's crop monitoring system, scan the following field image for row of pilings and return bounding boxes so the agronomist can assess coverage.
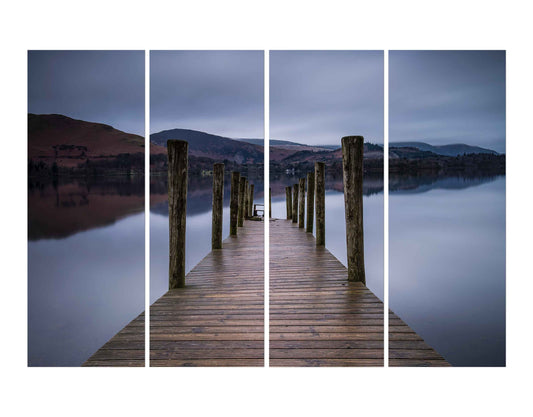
[167,135,366,289]
[283,136,366,284]
[167,140,258,289]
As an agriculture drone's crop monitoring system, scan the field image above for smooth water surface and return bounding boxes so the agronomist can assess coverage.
[390,175,506,366]
[150,173,264,303]
[270,174,384,299]
[28,177,145,366]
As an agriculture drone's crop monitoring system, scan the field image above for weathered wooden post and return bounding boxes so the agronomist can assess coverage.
[244,179,249,219]
[315,162,325,246]
[269,188,272,218]
[342,136,366,283]
[238,176,246,227]
[249,184,254,217]
[168,140,188,289]
[306,171,315,233]
[285,186,292,220]
[298,178,305,228]
[230,172,240,236]
[292,183,298,223]
[211,163,224,249]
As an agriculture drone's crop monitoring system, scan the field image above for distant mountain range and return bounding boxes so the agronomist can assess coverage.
[390,141,498,156]
[238,138,339,150]
[28,114,502,178]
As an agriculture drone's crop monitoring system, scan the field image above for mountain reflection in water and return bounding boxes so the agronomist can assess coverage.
[28,175,145,366]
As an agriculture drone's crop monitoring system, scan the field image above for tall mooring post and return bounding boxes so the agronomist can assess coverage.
[315,162,325,246]
[244,179,249,219]
[230,172,240,236]
[298,178,305,228]
[292,183,299,223]
[285,186,292,220]
[211,163,224,250]
[269,188,272,218]
[168,140,188,289]
[341,136,366,284]
[238,176,246,227]
[249,184,254,217]
[306,171,315,233]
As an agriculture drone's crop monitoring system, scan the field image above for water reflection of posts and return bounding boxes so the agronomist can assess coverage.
[230,172,240,236]
[315,161,325,246]
[244,179,249,220]
[306,171,315,233]
[212,163,224,250]
[342,136,366,284]
[238,176,246,227]
[167,140,188,289]
[286,186,292,220]
[292,183,298,223]
[249,184,254,218]
[298,178,305,228]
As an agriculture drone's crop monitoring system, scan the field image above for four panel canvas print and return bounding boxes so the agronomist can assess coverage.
[27,50,505,367]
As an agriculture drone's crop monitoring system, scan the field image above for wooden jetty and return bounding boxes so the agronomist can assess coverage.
[84,136,448,367]
[270,136,448,367]
[83,220,264,367]
[85,140,264,367]
[269,219,449,367]
[150,220,264,366]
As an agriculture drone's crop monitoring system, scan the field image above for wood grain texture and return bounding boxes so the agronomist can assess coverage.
[292,183,298,224]
[341,136,365,283]
[306,171,315,233]
[238,176,246,227]
[167,140,188,289]
[230,172,240,235]
[151,220,264,366]
[270,219,448,367]
[82,313,145,367]
[298,178,305,228]
[211,163,224,249]
[314,162,325,246]
[285,186,292,220]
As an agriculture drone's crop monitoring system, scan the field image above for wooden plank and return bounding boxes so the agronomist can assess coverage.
[82,313,145,367]
[269,219,448,367]
[150,220,264,366]
[85,220,264,367]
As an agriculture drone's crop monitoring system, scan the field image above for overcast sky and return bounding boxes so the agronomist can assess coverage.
[28,50,145,135]
[150,51,264,138]
[270,51,384,146]
[390,50,506,153]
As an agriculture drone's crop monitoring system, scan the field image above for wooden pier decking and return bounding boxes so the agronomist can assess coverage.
[150,220,264,366]
[84,216,447,367]
[84,219,264,367]
[270,219,449,367]
[82,313,145,366]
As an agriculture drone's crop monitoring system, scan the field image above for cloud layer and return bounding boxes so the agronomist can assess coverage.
[28,51,145,135]
[270,51,384,146]
[390,51,506,153]
[150,51,264,138]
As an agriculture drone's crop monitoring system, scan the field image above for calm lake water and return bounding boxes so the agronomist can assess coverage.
[150,173,264,303]
[390,174,506,366]
[28,176,145,366]
[270,173,384,300]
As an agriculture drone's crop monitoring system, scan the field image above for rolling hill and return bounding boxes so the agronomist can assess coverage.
[150,128,263,164]
[391,141,498,156]
[28,113,146,169]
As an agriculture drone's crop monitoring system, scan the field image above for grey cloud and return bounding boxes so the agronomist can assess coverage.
[270,51,384,146]
[28,51,145,135]
[150,50,264,138]
[390,51,505,153]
